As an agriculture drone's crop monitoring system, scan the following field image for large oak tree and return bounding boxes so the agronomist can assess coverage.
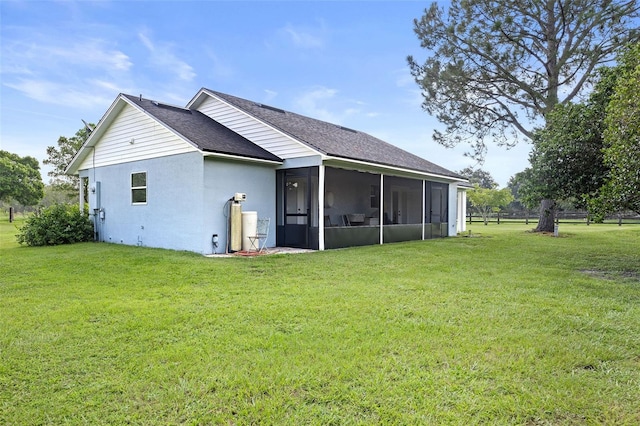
[0,150,45,206]
[408,0,639,231]
[590,43,640,218]
[518,67,615,213]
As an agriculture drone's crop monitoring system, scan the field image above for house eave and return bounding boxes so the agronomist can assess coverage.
[202,151,283,165]
[323,155,466,183]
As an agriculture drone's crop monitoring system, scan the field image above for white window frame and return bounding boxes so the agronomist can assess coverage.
[131,171,147,205]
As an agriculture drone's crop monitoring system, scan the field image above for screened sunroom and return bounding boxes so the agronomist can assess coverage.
[276,165,456,250]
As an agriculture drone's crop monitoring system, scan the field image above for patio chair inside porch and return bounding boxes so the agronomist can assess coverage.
[342,213,365,226]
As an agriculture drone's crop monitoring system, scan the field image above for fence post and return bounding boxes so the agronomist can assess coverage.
[9,207,14,223]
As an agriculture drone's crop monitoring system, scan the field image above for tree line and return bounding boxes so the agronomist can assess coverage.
[1,127,89,215]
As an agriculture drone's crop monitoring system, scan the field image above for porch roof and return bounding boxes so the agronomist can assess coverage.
[206,89,463,180]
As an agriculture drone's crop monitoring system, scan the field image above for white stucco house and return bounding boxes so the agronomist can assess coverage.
[66,88,467,254]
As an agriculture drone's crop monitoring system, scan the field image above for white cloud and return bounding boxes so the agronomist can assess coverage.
[392,67,424,107]
[162,91,192,106]
[203,49,234,79]
[0,64,35,76]
[138,31,196,82]
[0,35,132,108]
[138,32,154,51]
[263,89,278,102]
[57,41,132,71]
[176,63,196,82]
[293,87,339,122]
[2,38,132,73]
[89,79,128,94]
[394,67,415,88]
[292,87,386,125]
[0,33,133,110]
[280,23,325,49]
[4,79,114,108]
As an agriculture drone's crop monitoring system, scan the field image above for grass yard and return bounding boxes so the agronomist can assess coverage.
[1,220,639,424]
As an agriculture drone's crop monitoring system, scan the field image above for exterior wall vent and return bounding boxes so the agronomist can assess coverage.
[338,125,358,133]
[255,103,286,114]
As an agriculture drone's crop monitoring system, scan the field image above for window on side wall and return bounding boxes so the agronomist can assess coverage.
[131,172,147,204]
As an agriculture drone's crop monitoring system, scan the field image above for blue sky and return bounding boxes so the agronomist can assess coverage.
[1,0,531,186]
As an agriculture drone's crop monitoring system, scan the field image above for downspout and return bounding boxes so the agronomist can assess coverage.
[79,176,85,214]
[448,183,458,237]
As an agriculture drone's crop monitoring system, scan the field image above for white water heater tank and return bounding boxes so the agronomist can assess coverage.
[241,211,258,252]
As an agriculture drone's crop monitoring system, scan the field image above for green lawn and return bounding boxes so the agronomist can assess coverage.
[1,220,639,424]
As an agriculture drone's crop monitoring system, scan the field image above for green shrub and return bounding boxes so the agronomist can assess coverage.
[16,203,94,246]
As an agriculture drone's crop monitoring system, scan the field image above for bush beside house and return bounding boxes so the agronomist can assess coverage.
[16,204,93,246]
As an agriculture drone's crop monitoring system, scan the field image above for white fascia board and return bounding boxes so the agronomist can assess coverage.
[202,151,283,165]
[185,88,207,109]
[65,94,127,175]
[188,88,324,157]
[323,156,468,183]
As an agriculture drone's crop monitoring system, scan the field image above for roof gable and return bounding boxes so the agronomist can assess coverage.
[190,91,320,160]
[122,95,282,162]
[68,96,199,174]
[66,94,283,174]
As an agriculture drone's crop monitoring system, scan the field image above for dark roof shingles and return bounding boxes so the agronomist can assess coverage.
[207,90,462,179]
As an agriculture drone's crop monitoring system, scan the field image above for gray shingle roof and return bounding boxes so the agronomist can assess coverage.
[207,89,462,179]
[123,94,282,163]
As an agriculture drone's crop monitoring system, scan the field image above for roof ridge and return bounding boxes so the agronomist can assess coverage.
[123,93,191,111]
[204,89,329,154]
[208,89,361,131]
[202,88,462,179]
